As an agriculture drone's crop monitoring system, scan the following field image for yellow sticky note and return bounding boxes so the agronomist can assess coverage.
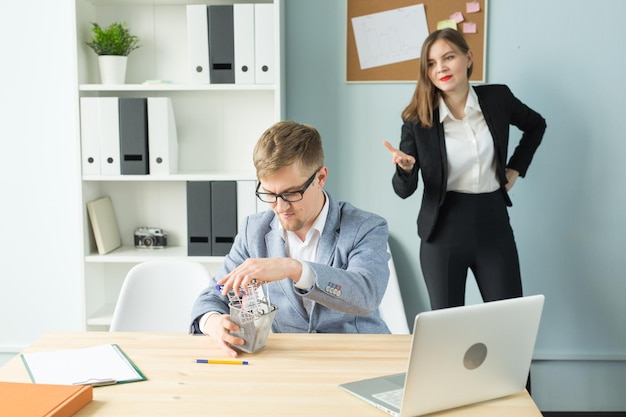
[437,19,457,30]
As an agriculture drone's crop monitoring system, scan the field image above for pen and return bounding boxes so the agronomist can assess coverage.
[196,359,249,365]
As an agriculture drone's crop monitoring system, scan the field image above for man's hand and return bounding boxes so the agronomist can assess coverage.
[202,313,245,358]
[217,258,302,296]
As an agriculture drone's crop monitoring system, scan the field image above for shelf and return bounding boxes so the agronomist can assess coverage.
[85,246,226,263]
[76,0,283,330]
[83,172,258,182]
[79,83,276,92]
[84,0,268,7]
[87,304,115,327]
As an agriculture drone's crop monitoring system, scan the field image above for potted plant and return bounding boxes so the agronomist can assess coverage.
[86,22,140,84]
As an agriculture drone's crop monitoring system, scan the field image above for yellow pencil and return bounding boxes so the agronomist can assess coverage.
[195,359,249,365]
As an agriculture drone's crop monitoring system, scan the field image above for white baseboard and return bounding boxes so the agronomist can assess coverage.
[0,343,26,354]
[0,343,26,366]
[0,352,17,367]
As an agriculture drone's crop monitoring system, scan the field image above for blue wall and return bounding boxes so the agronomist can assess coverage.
[285,0,626,411]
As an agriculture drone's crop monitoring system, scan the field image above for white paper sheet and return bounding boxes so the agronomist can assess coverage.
[21,344,145,386]
[351,4,429,70]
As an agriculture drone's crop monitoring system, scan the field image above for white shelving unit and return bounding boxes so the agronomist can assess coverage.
[74,0,284,329]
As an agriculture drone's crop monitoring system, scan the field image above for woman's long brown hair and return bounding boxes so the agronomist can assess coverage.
[401,29,473,127]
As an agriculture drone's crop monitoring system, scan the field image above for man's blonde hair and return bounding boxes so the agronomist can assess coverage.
[253,121,324,179]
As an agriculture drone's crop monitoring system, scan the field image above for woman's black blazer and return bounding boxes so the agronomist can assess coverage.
[392,84,547,241]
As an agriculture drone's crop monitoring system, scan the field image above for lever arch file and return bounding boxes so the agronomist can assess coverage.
[147,97,178,175]
[236,180,258,228]
[79,97,102,175]
[187,181,212,256]
[234,3,255,84]
[119,98,149,175]
[254,3,275,84]
[98,97,121,176]
[186,4,211,84]
[211,181,237,256]
[208,5,235,83]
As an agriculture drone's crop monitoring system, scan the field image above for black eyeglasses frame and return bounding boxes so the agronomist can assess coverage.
[255,170,319,203]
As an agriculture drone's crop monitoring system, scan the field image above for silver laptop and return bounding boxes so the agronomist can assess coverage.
[340,295,544,417]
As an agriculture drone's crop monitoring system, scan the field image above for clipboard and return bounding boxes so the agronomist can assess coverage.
[21,344,147,387]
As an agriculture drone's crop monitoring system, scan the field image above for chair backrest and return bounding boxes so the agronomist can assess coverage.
[110,260,211,332]
[379,245,410,334]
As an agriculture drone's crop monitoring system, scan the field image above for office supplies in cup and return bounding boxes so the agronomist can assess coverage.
[225,282,277,353]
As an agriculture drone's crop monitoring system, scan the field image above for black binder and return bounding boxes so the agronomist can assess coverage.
[187,181,212,256]
[118,98,149,175]
[211,181,237,256]
[208,5,235,83]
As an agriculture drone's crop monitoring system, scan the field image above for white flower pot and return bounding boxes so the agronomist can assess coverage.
[98,55,128,84]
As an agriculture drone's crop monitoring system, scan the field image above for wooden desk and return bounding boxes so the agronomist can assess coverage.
[0,332,542,417]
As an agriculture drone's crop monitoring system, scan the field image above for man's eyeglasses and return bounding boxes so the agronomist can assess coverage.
[255,170,318,203]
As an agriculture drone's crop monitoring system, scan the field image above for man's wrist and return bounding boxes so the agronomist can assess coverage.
[199,312,221,335]
[294,261,314,290]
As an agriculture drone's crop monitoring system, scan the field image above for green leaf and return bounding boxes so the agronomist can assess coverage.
[85,22,140,56]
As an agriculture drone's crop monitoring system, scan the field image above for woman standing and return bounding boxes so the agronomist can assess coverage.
[383,29,546,310]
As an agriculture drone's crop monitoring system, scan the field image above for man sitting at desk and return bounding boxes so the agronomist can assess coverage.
[191,121,391,357]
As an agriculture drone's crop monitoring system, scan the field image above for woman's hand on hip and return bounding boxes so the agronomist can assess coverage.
[505,168,520,191]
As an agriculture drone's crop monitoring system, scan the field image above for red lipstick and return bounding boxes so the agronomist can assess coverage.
[440,75,452,82]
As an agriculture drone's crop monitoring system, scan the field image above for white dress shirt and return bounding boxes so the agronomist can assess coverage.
[439,86,500,193]
[282,190,330,291]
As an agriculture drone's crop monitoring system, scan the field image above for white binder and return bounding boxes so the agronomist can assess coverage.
[236,180,258,229]
[79,97,102,175]
[254,3,275,84]
[234,3,255,84]
[186,4,211,84]
[147,97,178,175]
[99,97,121,176]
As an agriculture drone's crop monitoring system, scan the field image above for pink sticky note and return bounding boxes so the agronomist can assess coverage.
[466,1,481,13]
[462,22,477,34]
[449,11,464,24]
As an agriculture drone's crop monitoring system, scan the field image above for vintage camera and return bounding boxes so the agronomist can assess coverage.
[134,227,168,249]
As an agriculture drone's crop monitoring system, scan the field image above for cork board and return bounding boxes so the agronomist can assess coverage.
[347,0,487,83]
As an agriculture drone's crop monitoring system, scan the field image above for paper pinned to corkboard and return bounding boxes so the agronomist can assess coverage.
[347,0,488,83]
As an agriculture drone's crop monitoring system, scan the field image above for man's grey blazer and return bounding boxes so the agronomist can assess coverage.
[191,192,391,334]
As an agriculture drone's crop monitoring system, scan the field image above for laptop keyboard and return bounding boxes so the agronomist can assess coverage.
[373,388,404,408]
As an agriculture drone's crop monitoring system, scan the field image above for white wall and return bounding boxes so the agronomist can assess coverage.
[0,0,83,360]
[285,0,626,412]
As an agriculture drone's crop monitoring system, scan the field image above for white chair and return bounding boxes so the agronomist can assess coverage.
[379,245,410,334]
[110,260,211,332]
